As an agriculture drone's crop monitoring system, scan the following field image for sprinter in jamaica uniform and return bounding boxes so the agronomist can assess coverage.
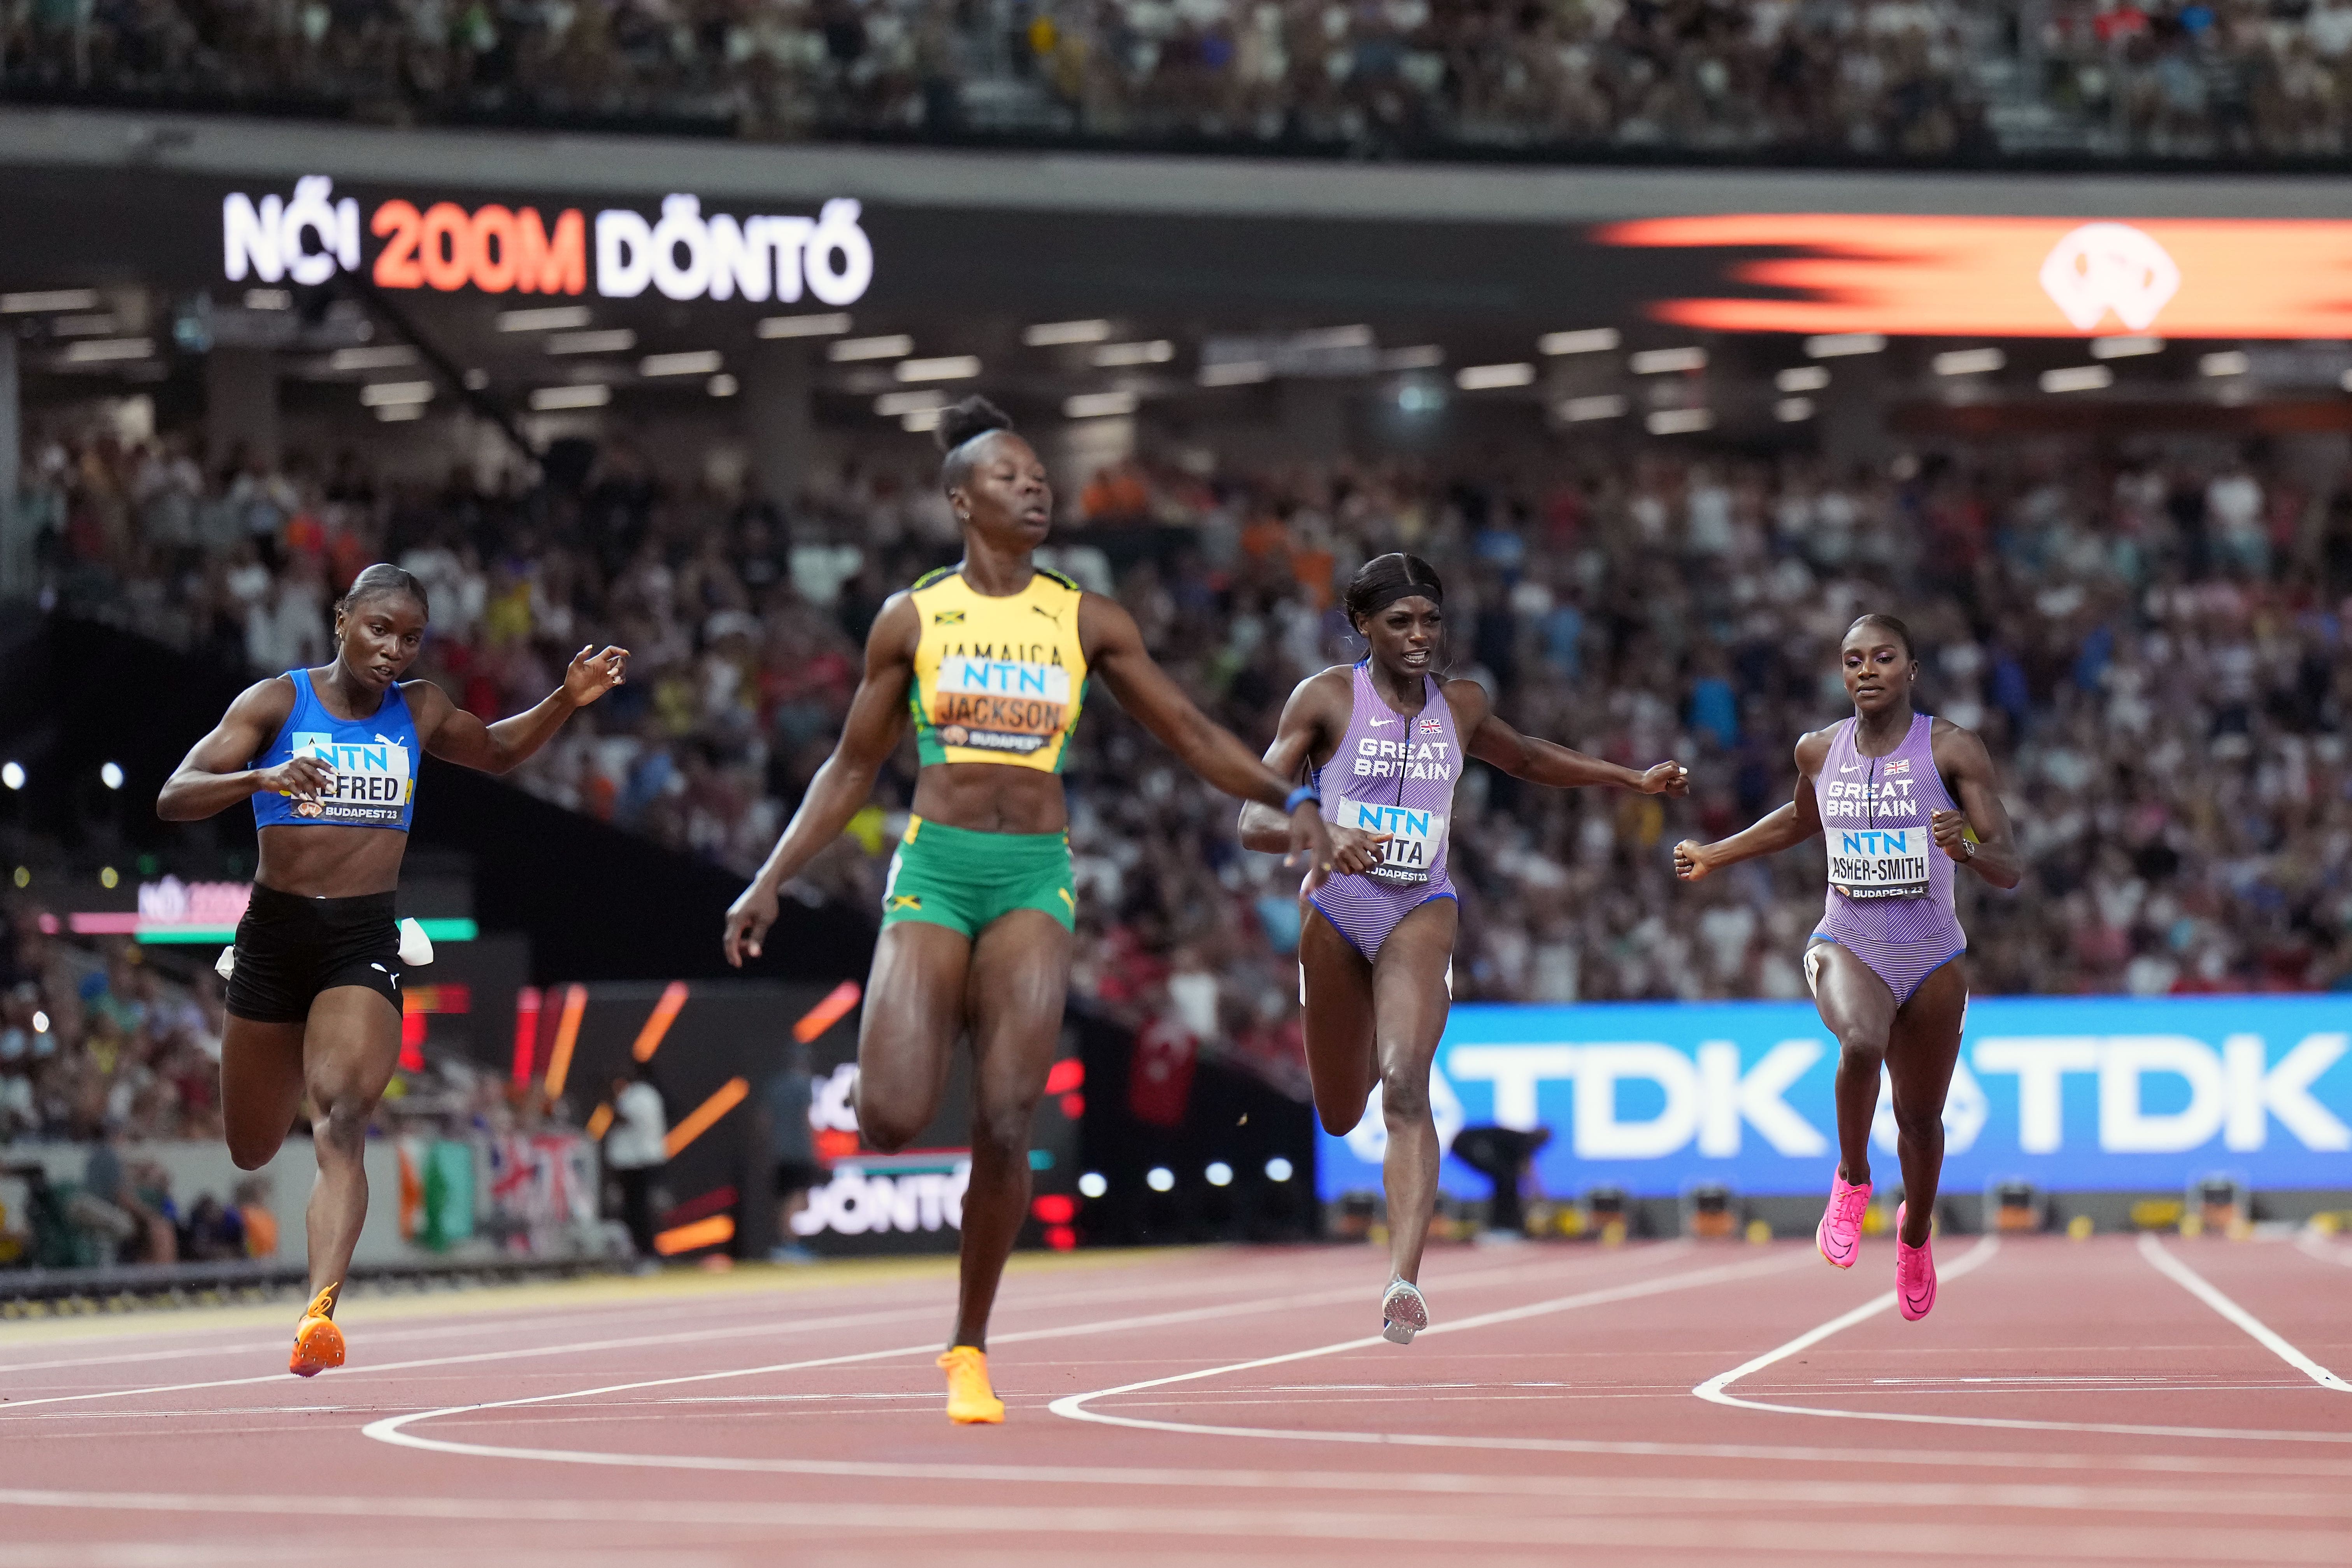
[724,397,1343,1424]
[158,563,628,1375]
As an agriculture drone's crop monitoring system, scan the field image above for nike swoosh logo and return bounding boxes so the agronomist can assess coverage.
[1840,763,1864,772]
[1370,717,1398,727]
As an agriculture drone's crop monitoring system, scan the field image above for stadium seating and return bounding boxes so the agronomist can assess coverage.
[6,0,2351,165]
[19,425,2352,1056]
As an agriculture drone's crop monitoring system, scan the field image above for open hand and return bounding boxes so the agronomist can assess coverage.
[1671,838,1711,882]
[562,645,631,707]
[1639,760,1691,797]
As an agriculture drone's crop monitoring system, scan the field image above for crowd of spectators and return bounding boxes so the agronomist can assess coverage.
[1,905,228,1148]
[5,0,2352,163]
[18,410,2352,1098]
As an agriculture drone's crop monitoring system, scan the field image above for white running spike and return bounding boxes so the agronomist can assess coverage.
[1380,1279,1428,1345]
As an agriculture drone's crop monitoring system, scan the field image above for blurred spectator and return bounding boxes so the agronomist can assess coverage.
[235,1177,281,1259]
[763,1040,823,1264]
[605,1063,668,1262]
[19,411,2352,1107]
[20,0,2352,166]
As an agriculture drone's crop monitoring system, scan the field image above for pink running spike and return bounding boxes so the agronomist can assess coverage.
[1816,1170,1871,1269]
[1896,1200,1937,1321]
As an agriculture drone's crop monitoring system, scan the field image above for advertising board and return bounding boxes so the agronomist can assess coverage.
[1316,996,2352,1201]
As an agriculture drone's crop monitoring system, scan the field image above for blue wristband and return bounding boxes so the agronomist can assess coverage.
[1284,784,1321,814]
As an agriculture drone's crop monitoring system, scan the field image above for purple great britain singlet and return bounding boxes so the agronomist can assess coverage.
[1814,712,1965,1004]
[1306,662,1461,961]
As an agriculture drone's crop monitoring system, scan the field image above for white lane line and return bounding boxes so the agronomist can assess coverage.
[0,1261,1375,1377]
[6,1253,1548,1412]
[9,1485,2349,1559]
[2138,1233,2351,1394]
[4,1247,1670,1414]
[361,1244,1702,1461]
[1047,1250,1810,1440]
[1694,1235,2003,1413]
[1692,1236,2352,1444]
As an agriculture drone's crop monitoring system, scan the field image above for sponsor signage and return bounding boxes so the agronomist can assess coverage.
[57,876,475,943]
[1317,996,2352,1200]
[1601,215,2352,339]
[221,175,872,306]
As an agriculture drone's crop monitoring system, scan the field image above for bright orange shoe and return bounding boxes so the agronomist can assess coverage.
[937,1345,1003,1424]
[288,1286,346,1378]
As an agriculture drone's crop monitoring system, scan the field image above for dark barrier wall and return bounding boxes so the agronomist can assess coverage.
[1071,1004,1319,1245]
[0,617,876,985]
[548,979,1079,1259]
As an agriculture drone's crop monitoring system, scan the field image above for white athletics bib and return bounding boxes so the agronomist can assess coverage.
[1345,802,1448,887]
[1827,825,1931,900]
[289,731,413,828]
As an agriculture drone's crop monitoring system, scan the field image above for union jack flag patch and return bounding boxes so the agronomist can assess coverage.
[1882,758,1910,775]
[1420,717,1443,734]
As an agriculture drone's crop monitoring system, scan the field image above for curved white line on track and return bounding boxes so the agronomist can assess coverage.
[1695,1235,2352,1444]
[2138,1233,2350,1394]
[360,1245,1692,1460]
[1049,1248,1809,1438]
[1693,1236,2002,1411]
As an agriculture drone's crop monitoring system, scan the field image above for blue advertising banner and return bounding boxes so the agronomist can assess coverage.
[1316,996,2352,1199]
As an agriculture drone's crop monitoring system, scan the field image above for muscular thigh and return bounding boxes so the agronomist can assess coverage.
[965,910,1073,1121]
[1807,938,1897,1052]
[303,986,403,1107]
[1298,903,1377,1123]
[221,1017,309,1159]
[1370,897,1456,1075]
[1886,956,1968,1112]
[857,920,973,1133]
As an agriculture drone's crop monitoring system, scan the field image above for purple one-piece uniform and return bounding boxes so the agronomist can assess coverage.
[1306,662,1462,961]
[1812,712,1967,1005]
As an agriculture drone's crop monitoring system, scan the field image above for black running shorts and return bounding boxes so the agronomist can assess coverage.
[225,884,403,1023]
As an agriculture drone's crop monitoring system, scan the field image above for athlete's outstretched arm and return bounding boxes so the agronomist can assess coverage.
[1236,671,1387,873]
[156,677,315,821]
[724,595,919,965]
[1449,679,1689,795]
[417,644,629,774]
[1929,723,2023,891]
[1673,729,1832,882]
[1080,594,1336,875]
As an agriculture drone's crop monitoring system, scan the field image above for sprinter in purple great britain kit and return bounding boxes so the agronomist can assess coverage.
[1675,614,2021,1321]
[1242,553,1689,1345]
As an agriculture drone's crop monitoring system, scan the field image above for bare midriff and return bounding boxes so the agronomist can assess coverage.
[256,824,408,899]
[909,762,1067,835]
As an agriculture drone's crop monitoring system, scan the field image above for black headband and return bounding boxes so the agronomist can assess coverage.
[1361,578,1442,616]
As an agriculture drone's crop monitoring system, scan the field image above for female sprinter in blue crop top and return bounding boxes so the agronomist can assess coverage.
[159,563,627,1376]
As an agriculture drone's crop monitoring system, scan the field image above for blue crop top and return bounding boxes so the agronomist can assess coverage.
[251,669,419,832]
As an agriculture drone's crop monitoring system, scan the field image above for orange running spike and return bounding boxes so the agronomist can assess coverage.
[288,1284,346,1377]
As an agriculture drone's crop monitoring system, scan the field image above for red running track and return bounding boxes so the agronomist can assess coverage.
[2,1231,2349,1566]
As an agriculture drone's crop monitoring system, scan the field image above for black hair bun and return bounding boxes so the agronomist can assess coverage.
[935,395,1013,453]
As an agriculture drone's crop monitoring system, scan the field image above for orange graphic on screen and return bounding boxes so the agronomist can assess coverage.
[1598,215,2352,339]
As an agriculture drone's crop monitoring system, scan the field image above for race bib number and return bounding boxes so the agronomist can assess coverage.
[1828,826,1929,900]
[1345,802,1448,886]
[930,657,1072,757]
[289,732,412,826]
